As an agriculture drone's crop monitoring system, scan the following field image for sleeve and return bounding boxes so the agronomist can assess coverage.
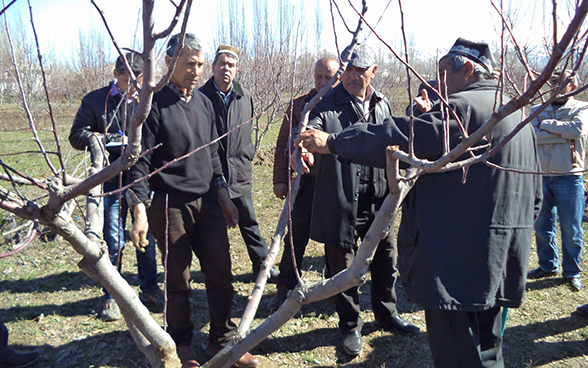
[209,105,225,189]
[69,97,101,150]
[127,104,160,203]
[535,103,588,140]
[273,109,292,185]
[69,94,126,151]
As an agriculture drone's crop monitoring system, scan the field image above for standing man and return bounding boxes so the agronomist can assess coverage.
[129,34,258,368]
[297,38,541,367]
[268,56,340,310]
[304,45,419,356]
[69,53,163,322]
[528,69,588,291]
[199,45,278,282]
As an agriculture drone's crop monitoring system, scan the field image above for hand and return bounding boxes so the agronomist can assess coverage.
[130,203,149,252]
[218,188,239,228]
[289,148,314,174]
[273,183,288,199]
[414,89,432,114]
[294,129,331,155]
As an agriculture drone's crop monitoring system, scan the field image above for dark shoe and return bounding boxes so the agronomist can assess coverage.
[575,303,588,317]
[100,298,121,321]
[376,315,420,335]
[140,287,165,309]
[207,343,258,368]
[568,276,582,292]
[253,266,279,284]
[342,330,362,356]
[177,345,200,367]
[527,267,557,279]
[268,286,289,311]
[0,350,40,368]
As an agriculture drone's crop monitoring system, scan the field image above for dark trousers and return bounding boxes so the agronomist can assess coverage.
[425,306,504,368]
[232,192,269,270]
[325,200,398,335]
[277,175,315,289]
[148,191,236,347]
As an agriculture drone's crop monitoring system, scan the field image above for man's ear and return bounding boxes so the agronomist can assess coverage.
[463,60,475,78]
[165,55,171,68]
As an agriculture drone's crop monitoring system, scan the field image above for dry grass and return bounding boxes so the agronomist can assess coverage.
[1,108,588,367]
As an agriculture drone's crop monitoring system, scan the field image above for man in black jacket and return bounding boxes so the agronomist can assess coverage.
[304,44,419,356]
[129,34,258,368]
[297,38,541,368]
[199,45,278,282]
[69,53,163,322]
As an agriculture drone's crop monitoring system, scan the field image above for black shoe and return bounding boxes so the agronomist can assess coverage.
[253,266,280,284]
[0,350,40,368]
[567,276,582,291]
[268,286,289,311]
[376,315,420,335]
[527,267,557,279]
[575,303,588,317]
[342,330,362,356]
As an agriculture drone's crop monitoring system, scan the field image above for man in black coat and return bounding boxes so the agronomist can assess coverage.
[304,44,419,356]
[297,38,541,368]
[199,45,278,282]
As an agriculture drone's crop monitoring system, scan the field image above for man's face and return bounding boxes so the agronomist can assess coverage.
[549,75,575,103]
[438,57,469,96]
[342,65,377,100]
[212,53,238,90]
[167,47,205,92]
[314,61,339,91]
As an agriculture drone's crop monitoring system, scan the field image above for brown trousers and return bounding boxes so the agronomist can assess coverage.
[148,190,236,347]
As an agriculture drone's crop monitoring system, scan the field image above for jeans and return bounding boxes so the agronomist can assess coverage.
[232,192,269,270]
[103,180,158,298]
[534,175,584,279]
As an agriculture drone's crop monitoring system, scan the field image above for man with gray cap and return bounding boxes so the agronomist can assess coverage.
[303,44,419,356]
[297,38,541,368]
[128,34,258,368]
[199,45,279,282]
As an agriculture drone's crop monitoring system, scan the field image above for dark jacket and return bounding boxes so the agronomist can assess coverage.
[307,83,392,248]
[69,82,133,184]
[328,80,542,311]
[273,89,317,185]
[199,78,255,198]
[127,85,223,203]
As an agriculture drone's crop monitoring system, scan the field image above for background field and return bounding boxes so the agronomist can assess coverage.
[1,104,588,367]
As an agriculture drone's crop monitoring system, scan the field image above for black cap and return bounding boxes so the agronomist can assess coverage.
[444,38,494,73]
[116,52,143,76]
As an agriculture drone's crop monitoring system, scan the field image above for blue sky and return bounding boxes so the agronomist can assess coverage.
[4,0,555,62]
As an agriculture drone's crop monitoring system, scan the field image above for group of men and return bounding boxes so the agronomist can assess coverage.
[65,30,587,368]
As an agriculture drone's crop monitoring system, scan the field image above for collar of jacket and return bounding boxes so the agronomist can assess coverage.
[202,77,245,98]
[332,82,384,106]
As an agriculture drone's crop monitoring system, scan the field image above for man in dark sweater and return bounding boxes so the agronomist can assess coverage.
[199,45,278,282]
[128,34,258,368]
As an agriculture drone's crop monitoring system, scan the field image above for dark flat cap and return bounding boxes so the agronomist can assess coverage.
[343,44,376,69]
[445,38,494,73]
[116,52,143,76]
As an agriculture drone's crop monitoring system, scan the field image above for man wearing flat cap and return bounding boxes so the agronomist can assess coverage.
[297,38,541,367]
[302,43,420,356]
[200,45,279,282]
